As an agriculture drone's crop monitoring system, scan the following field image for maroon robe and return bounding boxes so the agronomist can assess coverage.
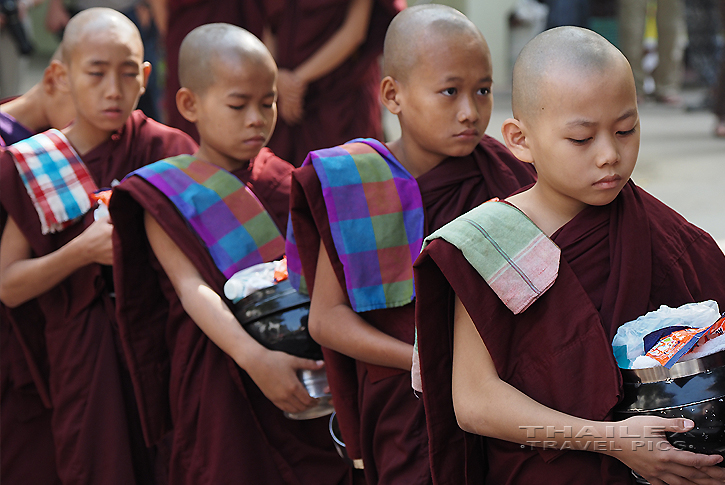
[0,110,58,485]
[290,136,537,483]
[0,110,197,485]
[111,148,351,485]
[245,0,405,166]
[414,181,725,485]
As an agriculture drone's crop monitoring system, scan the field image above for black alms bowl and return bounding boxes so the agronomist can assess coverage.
[232,280,323,361]
[614,350,725,459]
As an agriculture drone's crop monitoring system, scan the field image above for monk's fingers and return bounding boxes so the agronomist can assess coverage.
[666,448,725,469]
[696,465,725,481]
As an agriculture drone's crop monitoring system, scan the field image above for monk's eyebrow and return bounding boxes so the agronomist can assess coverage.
[85,60,140,68]
[442,76,493,83]
[228,91,276,99]
[617,108,638,121]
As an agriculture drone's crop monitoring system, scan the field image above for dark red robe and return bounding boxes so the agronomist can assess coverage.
[414,181,725,485]
[0,110,197,485]
[244,0,405,166]
[111,148,351,485]
[289,136,536,483]
[1,109,58,485]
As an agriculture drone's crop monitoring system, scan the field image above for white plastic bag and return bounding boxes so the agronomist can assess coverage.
[612,300,720,369]
[224,261,282,303]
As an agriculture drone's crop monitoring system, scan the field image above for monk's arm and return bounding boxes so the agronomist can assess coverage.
[451,296,725,484]
[144,211,320,414]
[0,215,113,307]
[308,242,413,370]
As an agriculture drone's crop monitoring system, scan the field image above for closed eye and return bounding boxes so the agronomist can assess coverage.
[229,105,245,110]
[617,127,637,136]
[569,137,592,145]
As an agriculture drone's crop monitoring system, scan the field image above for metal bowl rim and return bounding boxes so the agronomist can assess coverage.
[621,350,725,384]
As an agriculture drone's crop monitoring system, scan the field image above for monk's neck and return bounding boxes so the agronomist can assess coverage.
[193,147,250,173]
[506,187,586,237]
[1,85,49,134]
[62,120,114,156]
[386,138,444,179]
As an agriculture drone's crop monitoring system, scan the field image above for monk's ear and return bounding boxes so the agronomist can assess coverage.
[139,61,152,96]
[501,118,533,164]
[176,87,199,123]
[42,61,62,95]
[380,76,401,115]
[53,60,72,95]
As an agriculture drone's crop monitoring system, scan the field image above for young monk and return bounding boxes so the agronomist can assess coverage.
[286,5,536,483]
[0,46,74,485]
[414,26,725,485]
[111,23,350,484]
[0,48,75,146]
[0,8,197,485]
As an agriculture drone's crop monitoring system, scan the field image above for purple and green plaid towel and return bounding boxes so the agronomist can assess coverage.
[286,138,424,313]
[131,155,285,279]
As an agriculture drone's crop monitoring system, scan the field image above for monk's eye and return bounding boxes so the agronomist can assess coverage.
[477,87,491,96]
[442,87,457,96]
[568,137,592,145]
[617,127,637,136]
[228,105,245,111]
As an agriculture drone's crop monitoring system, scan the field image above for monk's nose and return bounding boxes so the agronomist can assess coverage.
[458,95,480,124]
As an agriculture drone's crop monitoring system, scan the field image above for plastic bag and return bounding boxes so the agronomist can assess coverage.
[224,258,288,303]
[612,300,720,369]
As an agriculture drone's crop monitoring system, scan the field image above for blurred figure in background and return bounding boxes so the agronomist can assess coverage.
[715,0,725,136]
[247,0,406,167]
[619,0,687,105]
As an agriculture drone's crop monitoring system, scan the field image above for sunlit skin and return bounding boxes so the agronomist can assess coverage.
[504,58,640,235]
[60,27,150,155]
[179,56,277,172]
[382,29,493,177]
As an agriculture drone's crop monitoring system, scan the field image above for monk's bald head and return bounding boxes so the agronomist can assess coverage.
[383,4,488,82]
[512,26,632,121]
[179,23,276,95]
[61,8,142,65]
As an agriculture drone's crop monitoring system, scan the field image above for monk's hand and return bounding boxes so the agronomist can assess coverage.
[277,69,306,125]
[78,216,114,266]
[604,416,725,485]
[245,349,323,414]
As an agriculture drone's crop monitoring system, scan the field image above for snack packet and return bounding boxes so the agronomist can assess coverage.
[645,315,725,368]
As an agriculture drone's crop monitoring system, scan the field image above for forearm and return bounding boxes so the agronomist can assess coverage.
[174,277,266,369]
[0,232,89,307]
[293,0,373,85]
[455,373,615,452]
[309,302,413,370]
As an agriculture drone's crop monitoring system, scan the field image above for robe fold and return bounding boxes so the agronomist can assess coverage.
[245,0,405,166]
[111,148,350,485]
[289,135,536,483]
[0,105,60,485]
[414,181,725,485]
[0,110,197,485]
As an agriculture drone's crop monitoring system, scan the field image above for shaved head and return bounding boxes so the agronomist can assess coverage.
[179,23,276,95]
[383,4,488,82]
[61,7,142,64]
[512,26,631,121]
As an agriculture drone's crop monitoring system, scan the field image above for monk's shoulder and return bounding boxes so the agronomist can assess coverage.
[125,111,198,161]
[638,186,713,266]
